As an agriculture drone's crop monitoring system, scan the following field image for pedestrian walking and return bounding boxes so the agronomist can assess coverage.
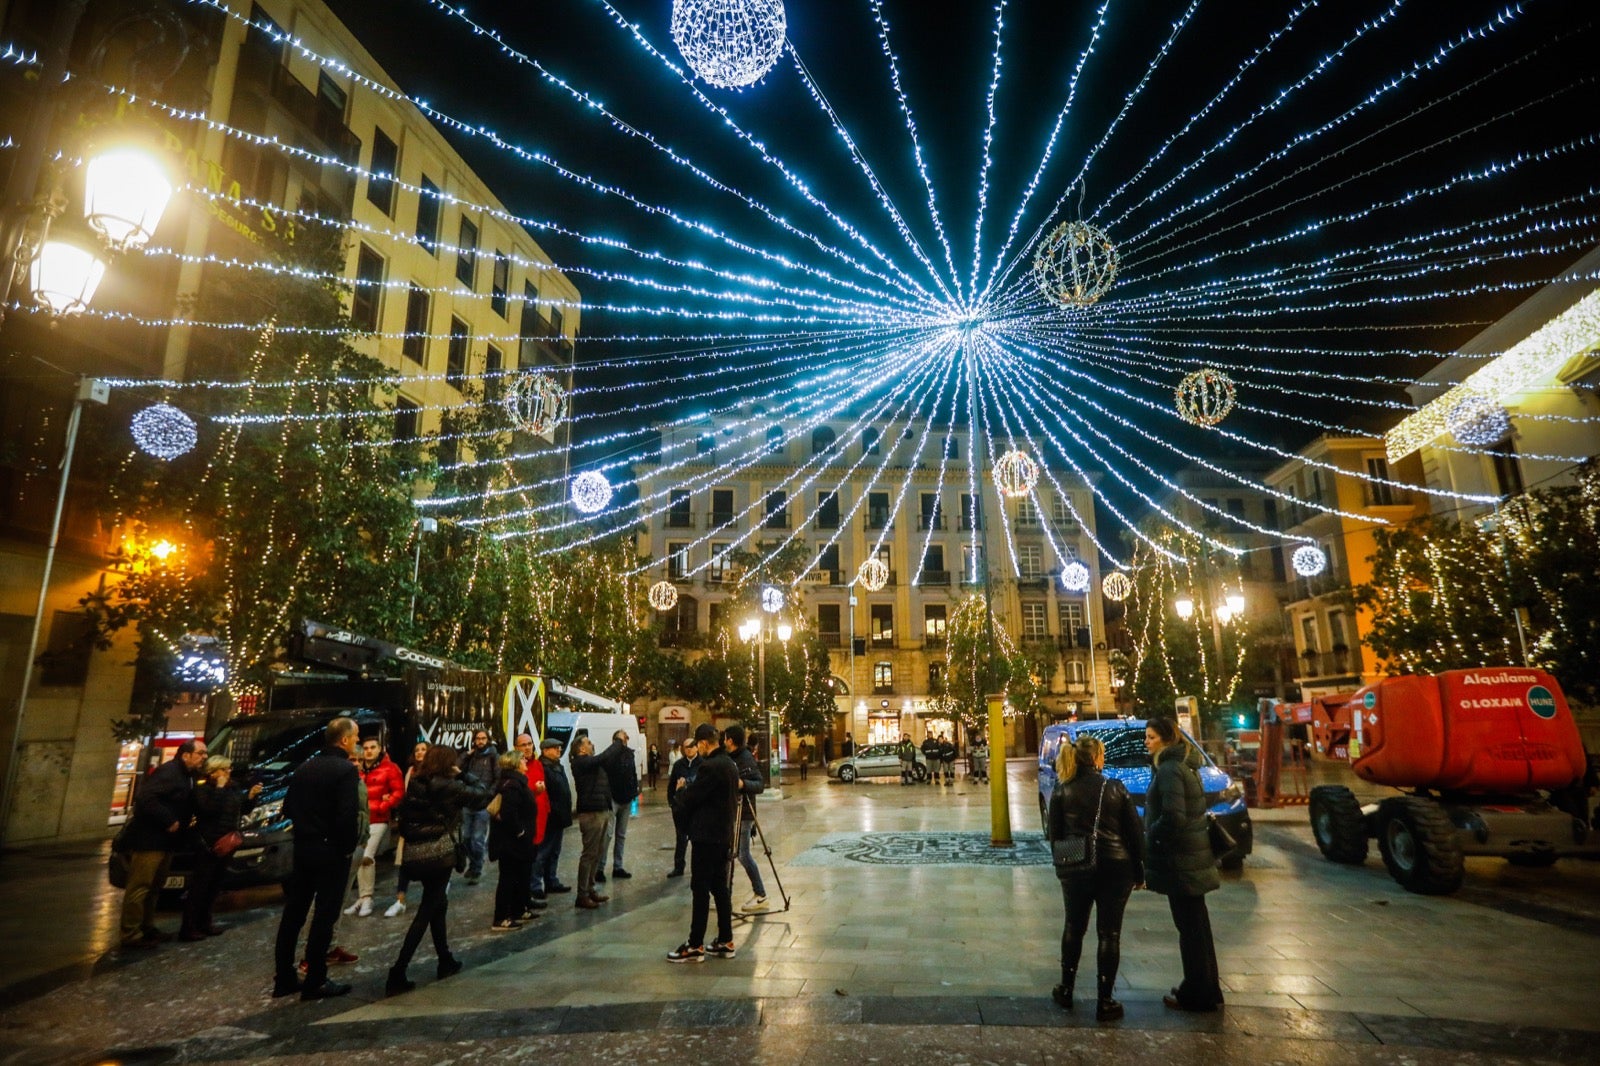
[488,750,538,931]
[384,741,428,918]
[180,755,259,941]
[723,725,769,913]
[533,737,574,899]
[1047,734,1144,1021]
[273,718,360,1000]
[569,732,630,908]
[458,730,498,883]
[119,737,207,950]
[666,724,739,963]
[608,730,640,879]
[346,736,404,918]
[385,744,492,995]
[666,737,697,877]
[1144,716,1224,1013]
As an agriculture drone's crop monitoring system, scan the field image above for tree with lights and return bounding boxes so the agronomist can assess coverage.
[943,592,1043,735]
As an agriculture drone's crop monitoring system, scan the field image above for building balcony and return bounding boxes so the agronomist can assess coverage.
[870,636,895,649]
[923,635,947,649]
[917,516,946,530]
[1296,649,1359,680]
[959,517,982,530]
[872,685,896,696]
[802,569,840,586]
[665,511,696,529]
[707,512,736,529]
[866,515,893,531]
[919,570,951,586]
[763,515,791,530]
[818,632,843,648]
[1016,576,1049,591]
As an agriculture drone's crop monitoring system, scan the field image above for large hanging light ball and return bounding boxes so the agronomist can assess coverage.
[1102,571,1133,602]
[671,0,788,90]
[760,585,785,613]
[504,371,568,437]
[1447,393,1511,447]
[648,580,679,611]
[1060,560,1091,593]
[993,449,1038,498]
[1292,544,1328,577]
[857,557,889,592]
[131,403,198,460]
[1175,368,1237,426]
[570,471,613,514]
[1031,220,1119,308]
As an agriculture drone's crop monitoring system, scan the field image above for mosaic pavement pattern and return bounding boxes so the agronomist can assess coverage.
[791,830,1050,867]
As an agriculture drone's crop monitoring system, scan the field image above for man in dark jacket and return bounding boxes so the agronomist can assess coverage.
[458,730,498,883]
[665,737,698,876]
[273,717,360,1001]
[920,735,942,784]
[607,730,641,879]
[119,737,208,949]
[938,736,958,784]
[533,737,573,898]
[722,725,769,912]
[666,724,739,962]
[569,732,630,908]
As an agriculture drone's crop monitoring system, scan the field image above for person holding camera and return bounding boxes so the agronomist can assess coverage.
[666,724,739,963]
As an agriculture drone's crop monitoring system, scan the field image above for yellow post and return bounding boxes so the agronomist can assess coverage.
[987,694,1012,846]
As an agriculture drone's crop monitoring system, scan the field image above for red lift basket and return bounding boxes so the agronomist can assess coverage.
[1350,668,1587,792]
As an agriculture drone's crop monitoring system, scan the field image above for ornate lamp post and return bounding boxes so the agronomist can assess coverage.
[739,589,792,799]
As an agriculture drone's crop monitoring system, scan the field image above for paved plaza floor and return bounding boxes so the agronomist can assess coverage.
[1,759,1597,1064]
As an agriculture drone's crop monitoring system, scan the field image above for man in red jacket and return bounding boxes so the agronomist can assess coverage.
[345,737,404,917]
[514,734,551,914]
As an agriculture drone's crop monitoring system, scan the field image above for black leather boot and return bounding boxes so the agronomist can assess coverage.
[1051,966,1075,1010]
[1096,973,1123,1021]
[385,967,414,996]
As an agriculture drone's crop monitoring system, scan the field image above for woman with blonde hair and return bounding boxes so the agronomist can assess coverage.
[1047,733,1144,1020]
[180,755,260,940]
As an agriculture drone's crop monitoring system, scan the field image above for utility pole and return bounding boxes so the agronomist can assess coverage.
[964,337,1010,846]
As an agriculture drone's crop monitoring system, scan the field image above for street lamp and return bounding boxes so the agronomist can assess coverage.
[1172,584,1247,739]
[739,596,791,798]
[83,147,174,251]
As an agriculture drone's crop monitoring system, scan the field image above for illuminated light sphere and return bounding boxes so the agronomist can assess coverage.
[131,403,198,460]
[570,471,613,514]
[1102,571,1133,602]
[1446,393,1511,447]
[1031,220,1119,308]
[761,585,784,613]
[1174,368,1237,426]
[670,0,788,90]
[993,449,1038,498]
[504,371,568,436]
[648,580,679,612]
[1292,544,1328,577]
[857,557,889,592]
[1060,560,1091,593]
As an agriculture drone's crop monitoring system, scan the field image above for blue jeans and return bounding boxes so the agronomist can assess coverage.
[611,800,632,869]
[461,808,491,877]
[532,826,566,892]
[737,813,765,897]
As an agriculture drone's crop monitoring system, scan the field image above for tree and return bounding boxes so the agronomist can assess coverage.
[944,590,1042,733]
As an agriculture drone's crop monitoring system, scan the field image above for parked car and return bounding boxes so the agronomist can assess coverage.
[1038,719,1253,868]
[827,742,930,783]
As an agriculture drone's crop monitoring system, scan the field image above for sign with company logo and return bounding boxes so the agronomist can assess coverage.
[658,705,690,724]
[1526,685,1557,720]
[503,675,547,742]
[1362,691,1376,710]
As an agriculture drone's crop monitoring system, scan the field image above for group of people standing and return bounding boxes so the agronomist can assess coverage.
[1046,715,1223,1021]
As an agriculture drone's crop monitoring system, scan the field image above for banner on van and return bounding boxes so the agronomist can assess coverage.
[405,668,545,752]
[503,674,547,745]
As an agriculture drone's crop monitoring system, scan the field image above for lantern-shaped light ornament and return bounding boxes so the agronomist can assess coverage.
[131,403,198,460]
[857,557,889,592]
[84,147,174,250]
[1292,544,1327,577]
[570,471,613,514]
[504,371,568,436]
[1060,560,1091,593]
[1447,393,1511,447]
[30,238,106,315]
[648,580,679,612]
[670,0,788,90]
[1031,220,1119,308]
[1102,571,1133,602]
[1175,368,1236,426]
[993,449,1038,498]
[761,585,784,613]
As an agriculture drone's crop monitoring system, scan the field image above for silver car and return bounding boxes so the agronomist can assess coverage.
[826,742,929,783]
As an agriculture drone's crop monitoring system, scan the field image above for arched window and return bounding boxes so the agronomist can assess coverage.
[1067,660,1087,685]
[811,426,836,455]
[862,427,881,456]
[766,424,785,455]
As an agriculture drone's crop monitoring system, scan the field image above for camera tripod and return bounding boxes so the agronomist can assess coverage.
[728,798,790,920]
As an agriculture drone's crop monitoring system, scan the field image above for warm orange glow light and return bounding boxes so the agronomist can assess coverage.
[149,540,178,561]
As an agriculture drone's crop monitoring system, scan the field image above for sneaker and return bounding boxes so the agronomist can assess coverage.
[356,897,374,917]
[666,942,705,964]
[611,867,632,879]
[739,895,770,913]
[383,899,406,918]
[342,899,362,916]
[518,908,543,922]
[706,941,737,959]
[490,919,524,932]
[326,946,359,965]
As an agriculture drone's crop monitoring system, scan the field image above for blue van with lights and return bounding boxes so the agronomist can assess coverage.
[1038,719,1253,868]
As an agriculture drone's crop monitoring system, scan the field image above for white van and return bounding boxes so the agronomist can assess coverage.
[542,710,647,812]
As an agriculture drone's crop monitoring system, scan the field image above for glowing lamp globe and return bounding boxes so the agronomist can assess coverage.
[1292,545,1327,577]
[671,0,787,90]
[1031,220,1118,308]
[1060,560,1090,592]
[1225,592,1246,616]
[84,147,173,250]
[993,449,1038,498]
[857,557,889,591]
[504,371,568,437]
[761,585,784,613]
[1175,368,1236,426]
[648,580,679,611]
[29,238,106,315]
[1102,571,1132,602]
[131,403,198,460]
[570,471,613,514]
[1447,394,1511,447]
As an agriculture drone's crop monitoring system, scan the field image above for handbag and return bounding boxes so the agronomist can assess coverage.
[402,829,458,871]
[1206,813,1237,859]
[108,822,133,888]
[486,792,503,819]
[211,830,245,858]
[1052,779,1107,871]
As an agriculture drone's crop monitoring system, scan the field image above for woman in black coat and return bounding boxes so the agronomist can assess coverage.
[488,751,539,931]
[179,756,259,940]
[1047,734,1144,1020]
[1144,716,1223,1012]
[386,745,492,995]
